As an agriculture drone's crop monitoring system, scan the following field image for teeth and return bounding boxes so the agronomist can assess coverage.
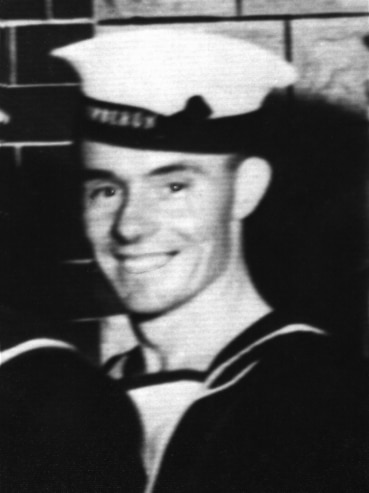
[122,254,172,273]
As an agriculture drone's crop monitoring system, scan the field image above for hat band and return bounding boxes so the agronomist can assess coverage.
[79,96,264,154]
[83,97,160,132]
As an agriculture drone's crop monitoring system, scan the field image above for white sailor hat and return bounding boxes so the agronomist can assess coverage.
[52,28,297,153]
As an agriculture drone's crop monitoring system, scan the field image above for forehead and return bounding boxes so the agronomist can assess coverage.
[81,140,233,178]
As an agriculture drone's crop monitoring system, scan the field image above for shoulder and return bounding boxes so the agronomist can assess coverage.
[231,322,365,414]
[0,340,145,492]
[210,325,368,491]
[0,339,138,423]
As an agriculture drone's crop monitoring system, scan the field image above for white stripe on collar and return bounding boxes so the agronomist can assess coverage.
[0,338,77,366]
[201,361,259,400]
[204,324,327,392]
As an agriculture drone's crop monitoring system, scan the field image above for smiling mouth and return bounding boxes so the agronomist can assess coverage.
[118,253,177,274]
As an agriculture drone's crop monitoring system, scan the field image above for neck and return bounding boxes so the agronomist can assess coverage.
[130,262,271,374]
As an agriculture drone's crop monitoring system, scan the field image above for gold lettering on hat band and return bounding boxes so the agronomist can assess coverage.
[86,104,158,130]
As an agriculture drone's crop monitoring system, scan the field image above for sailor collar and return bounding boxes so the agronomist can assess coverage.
[104,312,328,395]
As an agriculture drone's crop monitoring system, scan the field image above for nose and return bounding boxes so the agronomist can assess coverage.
[112,187,158,243]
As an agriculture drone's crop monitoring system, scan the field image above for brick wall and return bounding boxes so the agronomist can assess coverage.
[1,0,368,361]
[0,0,102,359]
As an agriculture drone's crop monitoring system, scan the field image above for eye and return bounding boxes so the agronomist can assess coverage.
[168,182,187,193]
[84,182,122,205]
[91,185,117,199]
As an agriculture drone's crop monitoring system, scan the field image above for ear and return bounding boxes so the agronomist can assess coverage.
[233,157,272,220]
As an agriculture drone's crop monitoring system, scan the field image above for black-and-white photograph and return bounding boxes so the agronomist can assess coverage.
[1,1,368,491]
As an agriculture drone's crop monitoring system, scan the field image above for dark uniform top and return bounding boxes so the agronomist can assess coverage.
[0,345,145,493]
[1,312,368,493]
[117,312,368,493]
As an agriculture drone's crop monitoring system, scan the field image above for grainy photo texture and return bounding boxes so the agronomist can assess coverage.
[0,1,368,492]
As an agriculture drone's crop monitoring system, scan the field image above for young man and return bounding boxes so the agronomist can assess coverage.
[0,28,366,493]
[50,28,367,493]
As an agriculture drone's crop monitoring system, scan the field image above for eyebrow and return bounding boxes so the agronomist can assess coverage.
[148,163,206,177]
[82,169,116,181]
[82,163,206,182]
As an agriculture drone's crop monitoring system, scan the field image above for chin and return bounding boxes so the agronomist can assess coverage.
[114,278,195,317]
[120,296,176,318]
[108,271,185,317]
[116,277,213,319]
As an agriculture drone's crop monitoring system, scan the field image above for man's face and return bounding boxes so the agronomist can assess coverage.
[82,141,241,315]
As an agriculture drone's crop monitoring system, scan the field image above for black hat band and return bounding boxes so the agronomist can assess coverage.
[79,96,264,154]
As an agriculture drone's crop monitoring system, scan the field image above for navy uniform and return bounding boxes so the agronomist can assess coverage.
[109,312,367,493]
[1,315,366,493]
[0,339,145,492]
[1,28,367,493]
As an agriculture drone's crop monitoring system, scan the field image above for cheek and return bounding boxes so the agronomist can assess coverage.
[169,186,234,246]
[194,190,234,239]
[84,210,113,248]
[169,200,208,244]
[175,207,232,256]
